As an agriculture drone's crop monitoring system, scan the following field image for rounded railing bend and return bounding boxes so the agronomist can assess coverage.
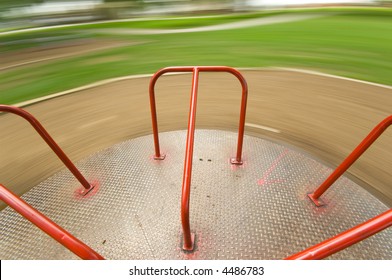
[0,105,94,195]
[149,66,248,164]
[0,184,104,260]
[149,66,248,251]
[308,115,392,207]
[285,208,392,260]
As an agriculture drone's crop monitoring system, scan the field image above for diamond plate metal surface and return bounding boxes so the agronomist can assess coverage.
[0,130,391,259]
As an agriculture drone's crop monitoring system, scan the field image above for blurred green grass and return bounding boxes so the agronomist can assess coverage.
[61,11,284,30]
[0,8,391,104]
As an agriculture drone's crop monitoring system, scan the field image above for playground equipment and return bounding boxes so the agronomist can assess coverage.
[149,66,248,250]
[0,67,391,260]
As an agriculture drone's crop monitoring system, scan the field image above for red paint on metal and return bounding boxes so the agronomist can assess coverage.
[258,149,289,186]
[149,66,248,251]
[0,105,93,192]
[285,208,392,260]
[309,115,392,205]
[0,184,104,260]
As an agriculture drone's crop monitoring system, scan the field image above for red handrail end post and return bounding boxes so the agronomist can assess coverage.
[181,232,195,251]
[230,157,243,165]
[307,192,325,207]
[153,154,166,160]
[78,183,96,196]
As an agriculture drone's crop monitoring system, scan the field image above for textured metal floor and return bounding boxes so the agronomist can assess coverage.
[1,130,391,260]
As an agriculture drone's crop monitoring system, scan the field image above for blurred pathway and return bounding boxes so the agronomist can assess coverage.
[92,13,327,35]
[1,13,327,36]
[0,40,134,71]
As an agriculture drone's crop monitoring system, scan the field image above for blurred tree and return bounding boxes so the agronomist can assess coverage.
[98,0,143,19]
[188,0,248,12]
[377,0,392,5]
[105,0,131,1]
[0,0,44,10]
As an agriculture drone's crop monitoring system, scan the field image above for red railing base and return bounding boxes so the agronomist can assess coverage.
[308,193,326,207]
[230,157,243,165]
[78,184,96,196]
[153,154,166,160]
[181,233,195,252]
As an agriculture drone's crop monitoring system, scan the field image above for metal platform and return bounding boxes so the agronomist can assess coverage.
[1,130,391,260]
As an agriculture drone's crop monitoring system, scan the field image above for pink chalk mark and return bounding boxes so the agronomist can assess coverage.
[258,149,289,186]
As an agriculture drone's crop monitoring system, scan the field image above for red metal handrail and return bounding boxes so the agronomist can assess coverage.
[149,66,248,164]
[0,183,104,260]
[0,105,94,195]
[285,208,392,260]
[149,66,248,251]
[308,115,392,206]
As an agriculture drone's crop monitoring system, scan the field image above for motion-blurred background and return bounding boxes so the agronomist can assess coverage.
[0,1,389,29]
[1,0,391,105]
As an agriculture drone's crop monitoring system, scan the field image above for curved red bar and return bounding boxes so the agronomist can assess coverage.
[0,105,93,193]
[149,66,248,250]
[149,66,248,163]
[285,208,392,260]
[0,184,104,260]
[149,67,196,160]
[308,115,392,206]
